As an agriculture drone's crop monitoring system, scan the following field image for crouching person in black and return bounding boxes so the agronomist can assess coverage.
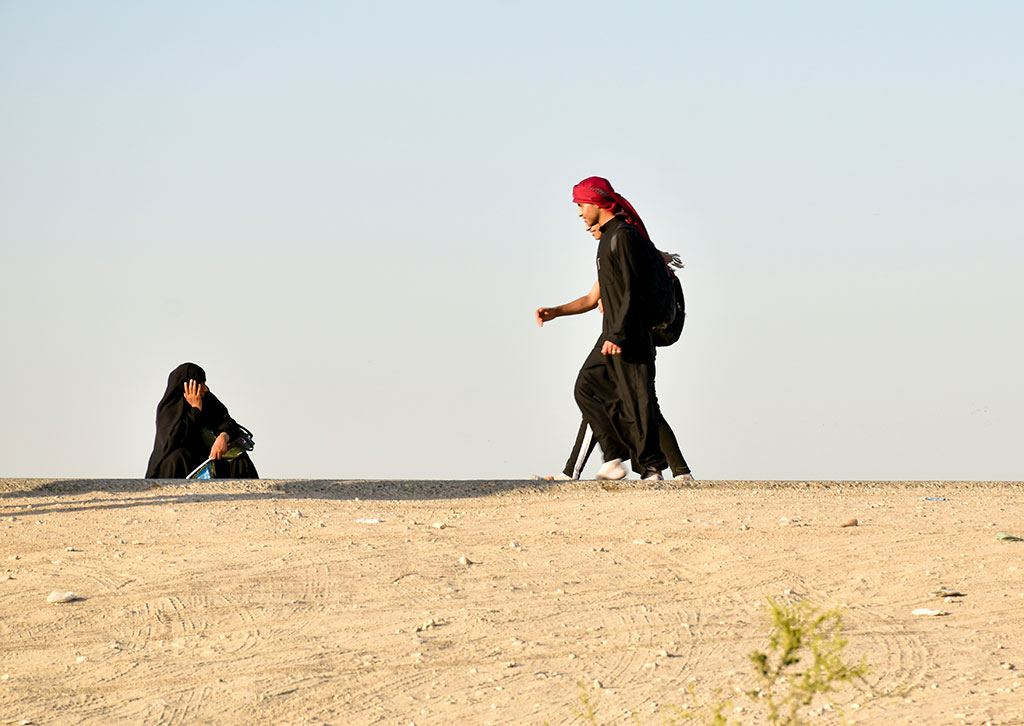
[145,362,259,479]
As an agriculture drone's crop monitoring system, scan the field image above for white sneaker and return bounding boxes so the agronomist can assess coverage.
[530,472,572,481]
[643,470,663,481]
[674,473,695,482]
[596,458,627,481]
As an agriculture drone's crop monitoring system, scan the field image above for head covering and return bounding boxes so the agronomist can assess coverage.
[572,176,651,240]
[145,362,207,477]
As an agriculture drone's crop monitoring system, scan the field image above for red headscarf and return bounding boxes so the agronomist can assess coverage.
[571,176,651,240]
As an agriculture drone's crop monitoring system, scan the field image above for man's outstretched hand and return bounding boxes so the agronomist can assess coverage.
[535,307,558,326]
[601,340,622,355]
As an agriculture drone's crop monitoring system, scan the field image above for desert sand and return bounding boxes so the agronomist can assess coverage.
[2,478,1023,726]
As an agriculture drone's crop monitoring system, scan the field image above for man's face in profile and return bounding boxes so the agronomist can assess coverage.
[577,202,601,229]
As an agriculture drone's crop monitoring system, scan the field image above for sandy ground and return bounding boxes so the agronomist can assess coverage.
[2,478,1023,726]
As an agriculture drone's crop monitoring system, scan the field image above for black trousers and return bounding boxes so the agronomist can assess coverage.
[562,413,690,478]
[562,418,599,478]
[573,344,668,474]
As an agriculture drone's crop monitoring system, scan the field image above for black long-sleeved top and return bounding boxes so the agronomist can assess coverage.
[596,216,659,362]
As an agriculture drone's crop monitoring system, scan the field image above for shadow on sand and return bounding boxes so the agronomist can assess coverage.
[0,477,586,516]
[3,478,1013,518]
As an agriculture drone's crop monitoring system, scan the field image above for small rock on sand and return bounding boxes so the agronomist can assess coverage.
[47,591,80,604]
[840,519,858,528]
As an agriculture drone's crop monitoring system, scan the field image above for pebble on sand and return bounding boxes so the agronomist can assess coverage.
[840,519,858,528]
[47,591,80,604]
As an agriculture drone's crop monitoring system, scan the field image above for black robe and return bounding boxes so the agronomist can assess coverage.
[596,216,665,362]
[574,217,668,474]
[145,362,259,479]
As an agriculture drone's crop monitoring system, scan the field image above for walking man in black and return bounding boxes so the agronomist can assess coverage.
[536,221,693,481]
[569,176,675,480]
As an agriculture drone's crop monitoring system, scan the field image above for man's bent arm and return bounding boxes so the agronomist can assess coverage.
[536,281,600,326]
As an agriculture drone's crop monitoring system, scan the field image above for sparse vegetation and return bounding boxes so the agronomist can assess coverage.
[554,597,871,725]
[745,598,870,725]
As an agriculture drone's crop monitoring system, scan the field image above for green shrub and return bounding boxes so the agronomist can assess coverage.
[553,596,871,725]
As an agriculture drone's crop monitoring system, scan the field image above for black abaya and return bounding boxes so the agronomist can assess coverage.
[145,362,258,479]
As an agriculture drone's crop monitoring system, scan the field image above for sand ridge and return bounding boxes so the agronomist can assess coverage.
[2,478,1023,725]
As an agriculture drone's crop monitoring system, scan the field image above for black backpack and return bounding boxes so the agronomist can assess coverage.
[610,224,682,344]
[628,233,677,329]
[652,273,685,347]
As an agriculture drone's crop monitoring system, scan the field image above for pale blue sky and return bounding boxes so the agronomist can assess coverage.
[1,1,1021,480]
